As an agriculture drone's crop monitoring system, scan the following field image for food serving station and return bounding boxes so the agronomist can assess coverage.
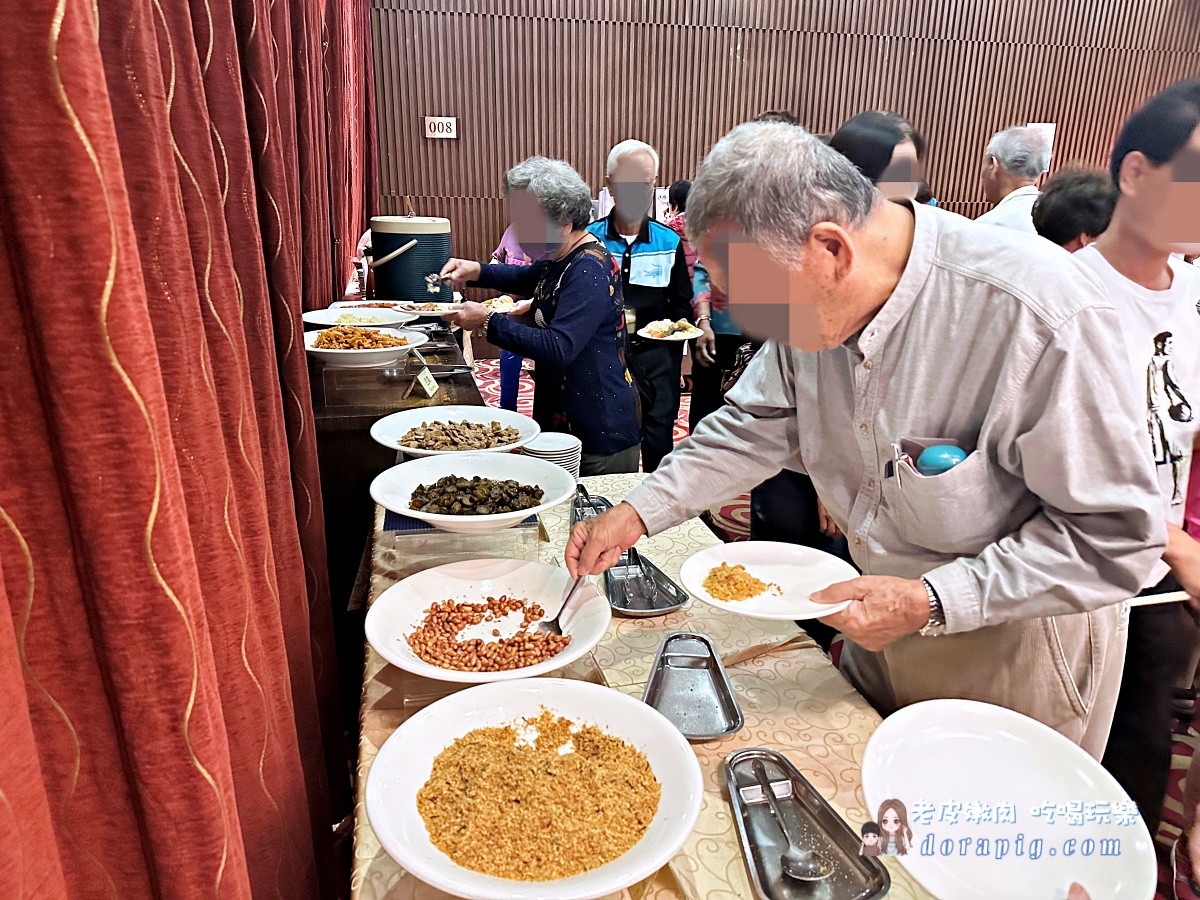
[349,472,934,900]
[314,218,1153,900]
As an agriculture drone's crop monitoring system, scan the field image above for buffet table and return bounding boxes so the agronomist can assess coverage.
[352,473,933,900]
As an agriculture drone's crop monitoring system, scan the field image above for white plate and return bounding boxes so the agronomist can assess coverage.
[637,323,702,341]
[303,307,416,327]
[365,558,611,683]
[525,432,582,451]
[482,296,517,312]
[370,406,541,457]
[677,541,857,620]
[330,299,410,311]
[862,700,1155,899]
[393,300,463,315]
[365,679,704,900]
[370,452,576,534]
[303,327,428,368]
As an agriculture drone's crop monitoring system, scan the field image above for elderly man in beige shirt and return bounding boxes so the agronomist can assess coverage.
[567,121,1167,758]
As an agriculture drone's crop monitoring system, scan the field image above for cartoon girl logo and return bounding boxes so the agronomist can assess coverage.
[877,799,914,856]
[859,821,883,857]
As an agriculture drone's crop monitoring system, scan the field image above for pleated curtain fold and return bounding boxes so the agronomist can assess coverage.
[0,0,374,896]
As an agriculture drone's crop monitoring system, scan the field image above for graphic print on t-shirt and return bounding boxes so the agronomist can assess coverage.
[1147,331,1194,504]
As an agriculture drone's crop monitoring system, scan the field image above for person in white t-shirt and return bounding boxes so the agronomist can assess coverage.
[1070,78,1200,898]
[975,126,1051,233]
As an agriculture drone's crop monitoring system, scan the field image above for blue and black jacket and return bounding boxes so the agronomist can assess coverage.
[587,214,694,331]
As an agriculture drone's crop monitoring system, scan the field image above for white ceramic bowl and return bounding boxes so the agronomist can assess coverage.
[369,405,541,457]
[370,452,576,533]
[862,699,1156,899]
[303,307,416,327]
[678,541,858,620]
[365,558,611,683]
[365,679,704,900]
[304,327,427,368]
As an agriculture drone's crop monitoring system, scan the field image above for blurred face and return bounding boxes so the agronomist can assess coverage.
[1117,125,1200,255]
[881,809,901,834]
[876,139,923,200]
[606,150,657,222]
[508,189,571,256]
[863,832,879,846]
[695,223,859,351]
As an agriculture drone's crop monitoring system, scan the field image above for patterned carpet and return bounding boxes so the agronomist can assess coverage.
[474,357,1189,898]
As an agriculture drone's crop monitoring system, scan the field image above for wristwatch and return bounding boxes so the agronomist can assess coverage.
[918,577,947,637]
[696,314,712,326]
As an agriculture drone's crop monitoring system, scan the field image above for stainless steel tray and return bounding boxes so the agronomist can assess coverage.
[604,547,689,617]
[569,484,613,529]
[725,748,889,900]
[643,632,743,741]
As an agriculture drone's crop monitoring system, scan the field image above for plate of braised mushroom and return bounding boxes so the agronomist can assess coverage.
[369,452,576,533]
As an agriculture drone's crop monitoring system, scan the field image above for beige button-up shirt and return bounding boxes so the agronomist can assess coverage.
[975,184,1040,233]
[626,203,1166,634]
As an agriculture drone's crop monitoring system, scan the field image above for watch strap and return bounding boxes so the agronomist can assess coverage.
[919,577,946,636]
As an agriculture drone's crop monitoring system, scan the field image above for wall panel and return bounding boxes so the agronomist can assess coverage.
[372,0,1200,261]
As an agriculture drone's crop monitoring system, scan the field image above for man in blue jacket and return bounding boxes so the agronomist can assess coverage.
[589,140,694,472]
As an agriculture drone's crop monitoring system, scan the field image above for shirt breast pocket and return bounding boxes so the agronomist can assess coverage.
[890,451,1008,556]
[628,251,672,288]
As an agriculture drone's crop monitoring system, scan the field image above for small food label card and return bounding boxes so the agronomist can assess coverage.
[416,366,439,398]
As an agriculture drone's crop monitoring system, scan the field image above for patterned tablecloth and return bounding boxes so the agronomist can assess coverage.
[352,474,933,900]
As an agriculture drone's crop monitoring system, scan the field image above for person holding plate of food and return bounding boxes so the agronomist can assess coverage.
[566,119,1165,763]
[442,157,641,475]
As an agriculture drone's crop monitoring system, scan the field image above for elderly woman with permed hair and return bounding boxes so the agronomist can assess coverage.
[442,156,641,475]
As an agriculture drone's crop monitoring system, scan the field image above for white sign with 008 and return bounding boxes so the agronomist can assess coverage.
[423,117,457,139]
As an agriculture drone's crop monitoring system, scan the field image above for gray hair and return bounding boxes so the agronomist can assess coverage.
[986,127,1051,178]
[686,121,879,268]
[503,157,595,230]
[606,139,660,176]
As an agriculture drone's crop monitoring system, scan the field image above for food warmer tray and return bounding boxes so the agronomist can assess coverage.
[604,547,689,617]
[569,484,613,529]
[642,632,743,741]
[725,748,889,900]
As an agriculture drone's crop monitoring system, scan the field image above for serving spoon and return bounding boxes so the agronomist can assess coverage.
[751,760,834,882]
[536,575,587,637]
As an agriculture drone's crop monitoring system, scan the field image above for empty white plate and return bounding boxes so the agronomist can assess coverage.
[365,558,611,683]
[365,679,704,900]
[677,541,857,620]
[862,700,1155,899]
[524,432,583,453]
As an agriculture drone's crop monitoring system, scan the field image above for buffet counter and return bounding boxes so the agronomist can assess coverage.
[351,473,933,900]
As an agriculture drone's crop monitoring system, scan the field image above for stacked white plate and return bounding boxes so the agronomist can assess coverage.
[521,431,583,478]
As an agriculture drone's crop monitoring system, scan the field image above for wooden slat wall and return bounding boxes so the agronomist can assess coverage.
[371,0,1200,264]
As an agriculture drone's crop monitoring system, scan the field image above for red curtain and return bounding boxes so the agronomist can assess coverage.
[0,0,374,895]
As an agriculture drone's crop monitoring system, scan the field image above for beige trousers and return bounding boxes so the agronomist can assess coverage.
[839,602,1129,760]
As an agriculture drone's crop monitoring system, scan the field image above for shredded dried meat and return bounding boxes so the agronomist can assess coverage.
[417,710,660,880]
